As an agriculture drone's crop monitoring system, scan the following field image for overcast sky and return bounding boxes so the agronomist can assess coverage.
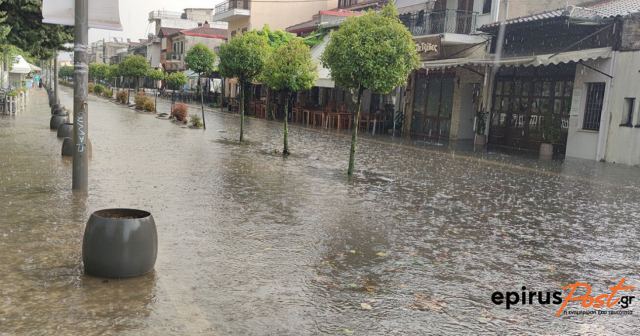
[89,0,223,43]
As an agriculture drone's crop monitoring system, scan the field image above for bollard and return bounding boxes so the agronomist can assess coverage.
[51,105,66,116]
[50,114,69,130]
[57,123,73,138]
[83,209,158,278]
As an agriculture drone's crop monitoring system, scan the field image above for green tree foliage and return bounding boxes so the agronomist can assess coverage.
[59,65,74,79]
[263,37,316,156]
[118,55,149,103]
[185,43,216,129]
[256,25,292,49]
[146,68,165,113]
[218,30,270,142]
[0,0,73,59]
[321,3,418,175]
[89,63,109,82]
[166,71,187,90]
[166,71,187,112]
[146,68,165,81]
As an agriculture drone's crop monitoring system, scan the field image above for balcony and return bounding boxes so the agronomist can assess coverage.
[166,52,183,61]
[400,10,478,37]
[213,0,251,22]
[148,10,182,22]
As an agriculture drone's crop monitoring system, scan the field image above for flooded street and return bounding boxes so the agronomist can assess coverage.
[1,88,639,335]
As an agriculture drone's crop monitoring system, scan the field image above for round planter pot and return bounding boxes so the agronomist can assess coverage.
[50,115,69,130]
[61,138,92,157]
[61,137,74,156]
[83,209,158,278]
[474,134,487,146]
[57,123,73,138]
[539,143,554,160]
[51,105,67,116]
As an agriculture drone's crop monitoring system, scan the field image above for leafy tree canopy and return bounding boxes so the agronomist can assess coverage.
[89,63,109,81]
[218,30,270,82]
[0,0,73,59]
[146,68,165,81]
[185,43,216,76]
[321,2,418,94]
[256,25,293,49]
[59,65,73,78]
[263,37,316,93]
[166,72,187,90]
[118,55,149,79]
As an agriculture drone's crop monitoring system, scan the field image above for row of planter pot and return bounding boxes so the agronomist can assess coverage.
[46,85,157,279]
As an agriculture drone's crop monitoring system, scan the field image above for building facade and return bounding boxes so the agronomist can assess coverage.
[160,23,227,72]
[212,0,339,39]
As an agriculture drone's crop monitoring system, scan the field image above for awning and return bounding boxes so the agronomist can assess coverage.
[42,0,123,30]
[420,47,612,70]
[310,35,335,88]
[10,56,31,74]
[29,63,42,72]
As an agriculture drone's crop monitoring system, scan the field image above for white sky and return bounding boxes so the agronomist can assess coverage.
[89,0,224,43]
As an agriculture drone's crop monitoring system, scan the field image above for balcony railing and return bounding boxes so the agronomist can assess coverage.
[400,10,478,36]
[166,52,183,61]
[215,0,250,15]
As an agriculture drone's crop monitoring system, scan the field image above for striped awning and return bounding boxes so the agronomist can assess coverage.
[420,47,612,69]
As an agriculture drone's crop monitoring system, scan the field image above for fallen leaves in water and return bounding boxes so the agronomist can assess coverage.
[342,328,354,335]
[409,293,446,312]
[375,251,387,257]
[360,303,373,310]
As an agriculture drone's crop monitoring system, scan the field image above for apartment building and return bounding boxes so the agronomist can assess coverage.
[159,23,227,72]
[89,38,132,64]
[212,0,339,38]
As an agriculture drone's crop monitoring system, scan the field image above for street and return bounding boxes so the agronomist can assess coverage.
[1,87,639,335]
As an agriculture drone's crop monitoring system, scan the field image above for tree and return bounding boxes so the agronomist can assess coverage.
[185,43,216,130]
[146,68,165,113]
[218,30,270,142]
[59,65,74,80]
[0,0,73,59]
[166,71,187,113]
[118,55,150,104]
[88,63,109,83]
[257,26,294,120]
[321,3,418,176]
[262,37,316,156]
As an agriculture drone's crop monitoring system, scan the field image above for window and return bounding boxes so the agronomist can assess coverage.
[231,30,237,38]
[582,82,606,131]
[621,98,635,127]
[483,0,493,14]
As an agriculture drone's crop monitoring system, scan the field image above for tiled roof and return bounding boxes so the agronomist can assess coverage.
[181,26,227,39]
[157,27,181,37]
[480,0,640,30]
[588,0,640,17]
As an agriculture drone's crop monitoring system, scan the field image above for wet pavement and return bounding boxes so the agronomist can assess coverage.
[1,87,639,335]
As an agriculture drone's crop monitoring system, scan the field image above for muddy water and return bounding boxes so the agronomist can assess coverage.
[1,88,639,335]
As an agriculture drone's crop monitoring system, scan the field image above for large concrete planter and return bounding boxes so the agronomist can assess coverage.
[57,123,73,138]
[83,209,158,278]
[50,115,69,130]
[539,143,554,160]
[51,105,66,116]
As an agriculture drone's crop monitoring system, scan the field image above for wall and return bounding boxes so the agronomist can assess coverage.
[565,58,611,161]
[502,0,586,20]
[250,0,338,32]
[603,51,640,165]
[184,35,225,55]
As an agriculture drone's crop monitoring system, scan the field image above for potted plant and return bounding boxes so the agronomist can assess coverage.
[540,115,561,160]
[474,109,488,146]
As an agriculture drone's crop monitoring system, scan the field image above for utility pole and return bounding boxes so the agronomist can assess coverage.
[53,51,59,105]
[72,0,89,192]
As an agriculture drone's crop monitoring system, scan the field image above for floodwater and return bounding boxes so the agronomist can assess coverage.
[1,88,639,335]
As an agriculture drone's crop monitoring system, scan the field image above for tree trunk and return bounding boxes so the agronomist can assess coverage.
[347,87,364,176]
[154,81,158,112]
[127,79,131,105]
[283,91,290,156]
[199,75,206,129]
[239,79,245,142]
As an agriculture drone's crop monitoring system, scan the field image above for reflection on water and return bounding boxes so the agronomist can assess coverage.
[0,88,639,335]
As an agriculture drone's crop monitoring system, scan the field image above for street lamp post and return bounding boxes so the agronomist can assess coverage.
[72,0,89,192]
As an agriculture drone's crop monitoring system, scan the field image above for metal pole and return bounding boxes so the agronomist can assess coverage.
[54,51,59,104]
[72,0,89,192]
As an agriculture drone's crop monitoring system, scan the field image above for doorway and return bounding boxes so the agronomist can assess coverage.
[411,72,455,139]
